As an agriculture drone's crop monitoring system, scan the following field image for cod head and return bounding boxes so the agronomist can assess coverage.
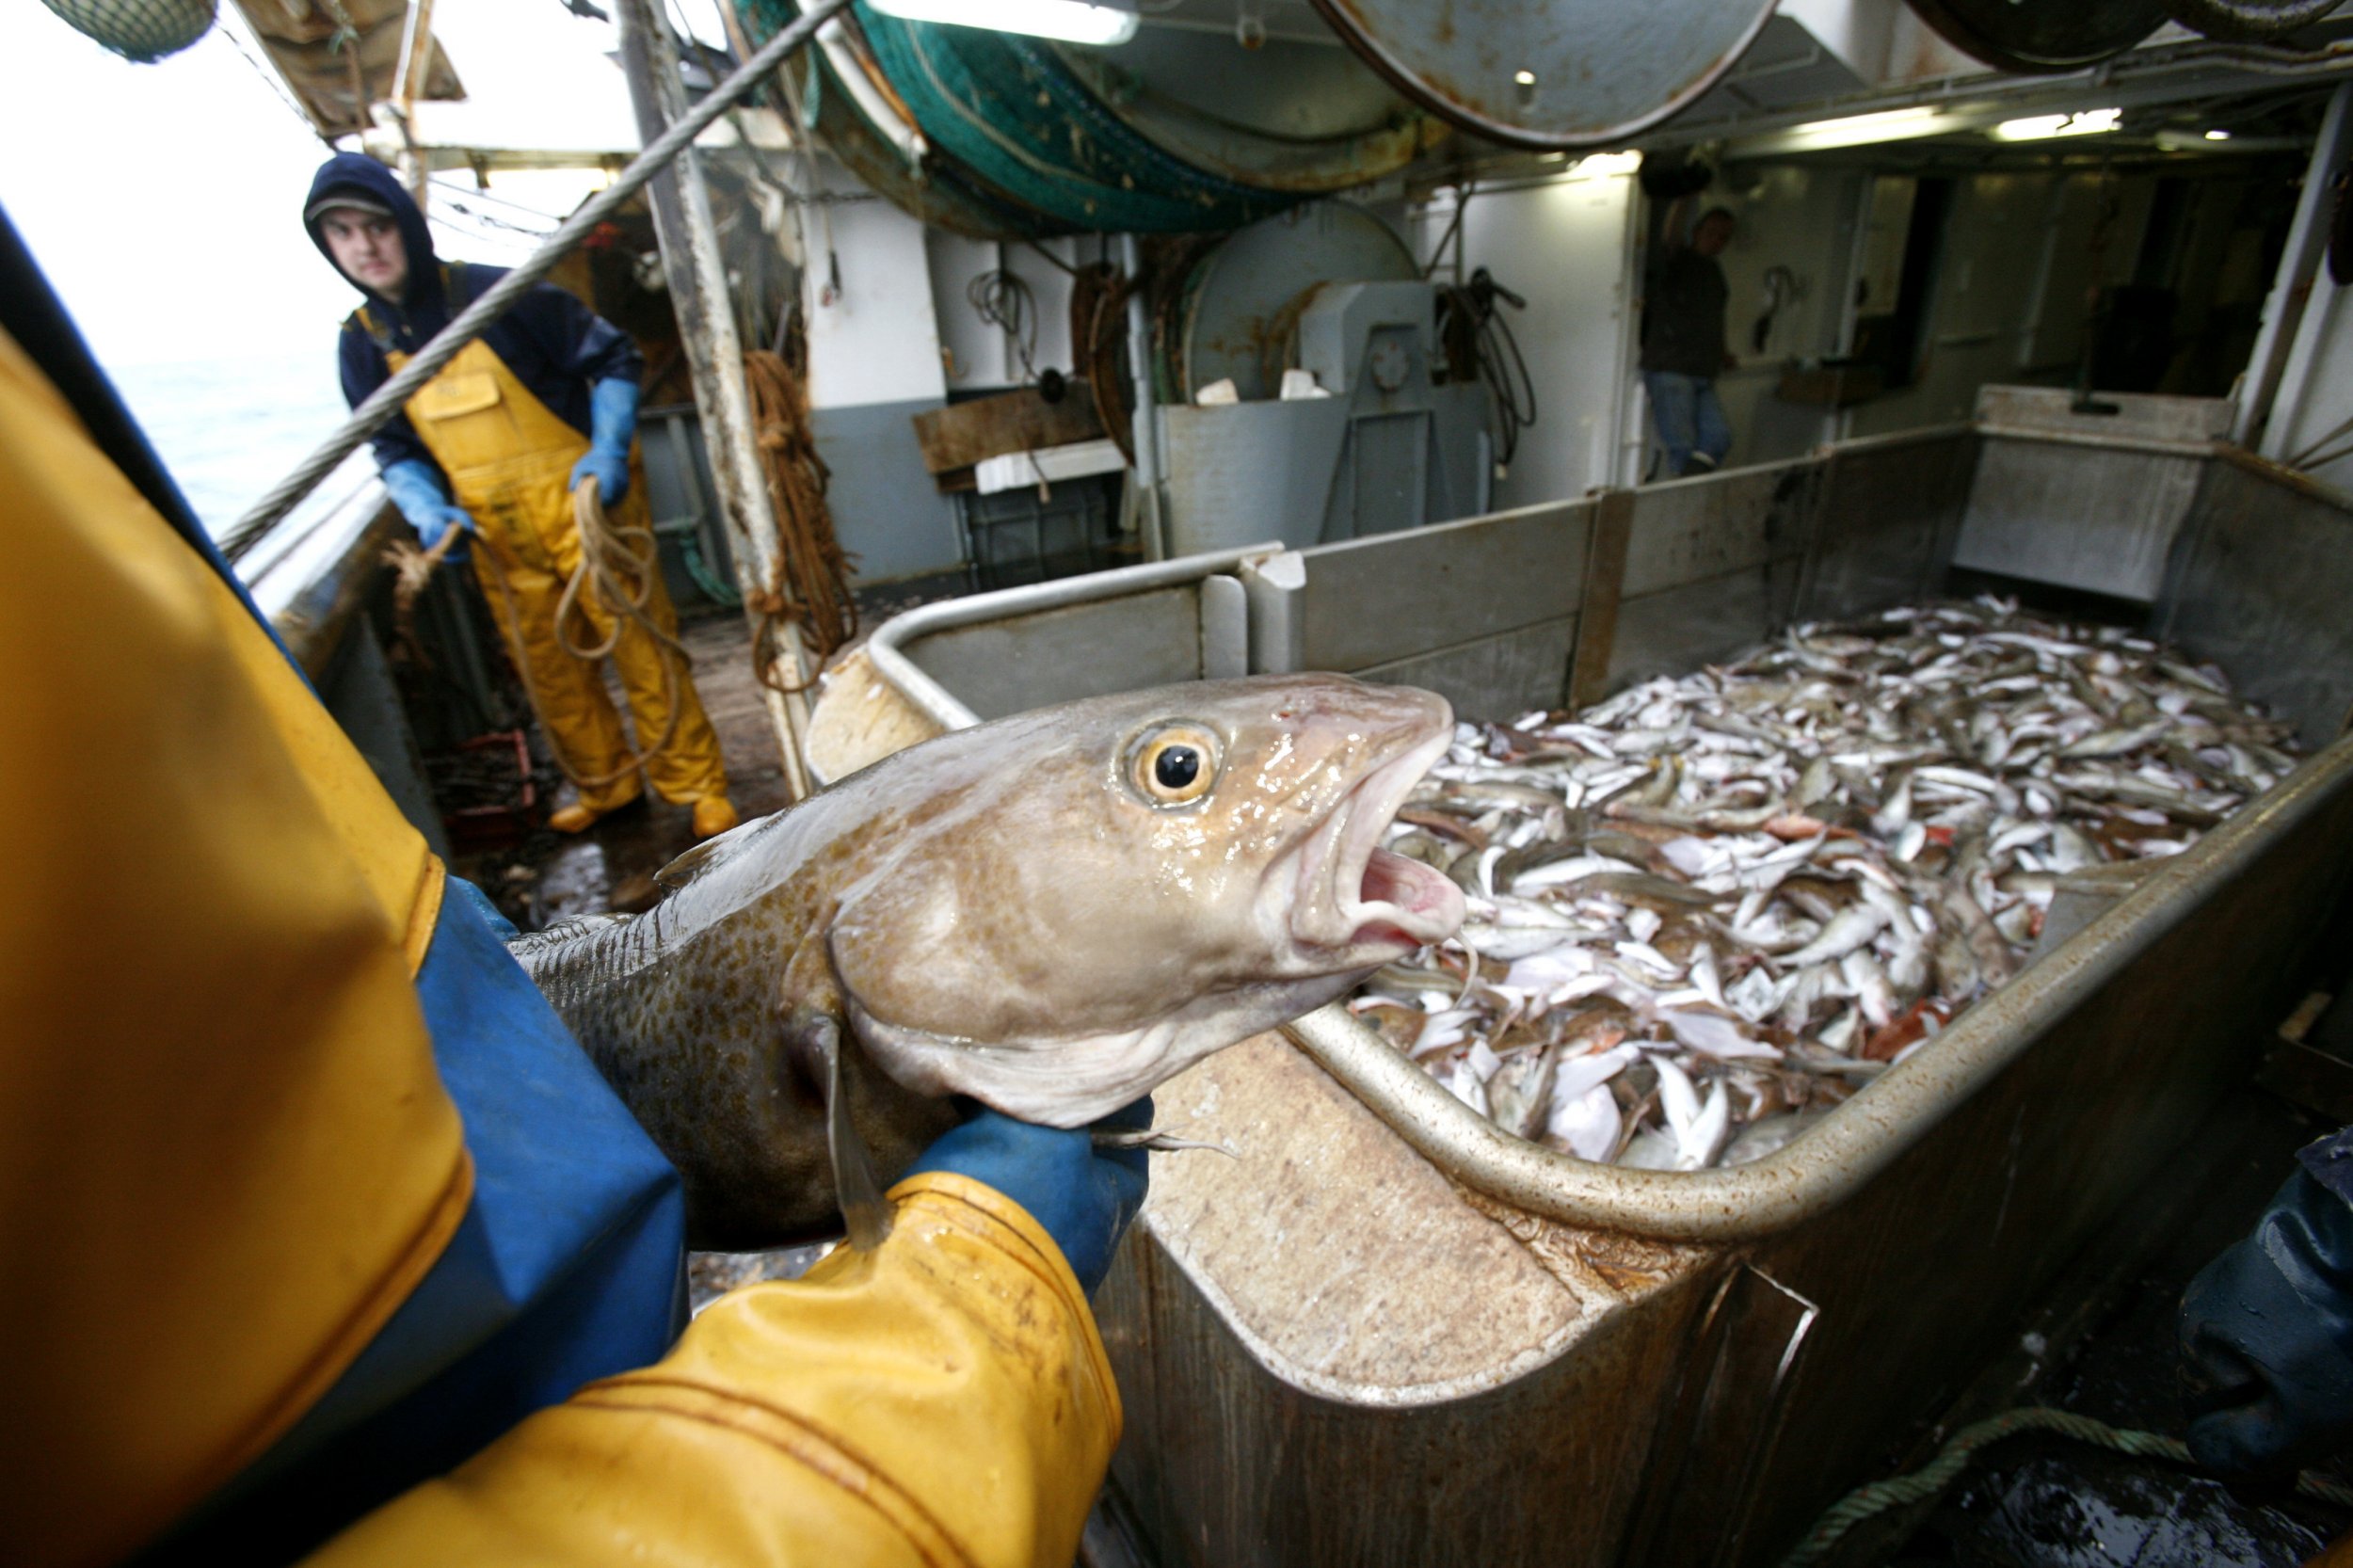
[828,673,1466,1124]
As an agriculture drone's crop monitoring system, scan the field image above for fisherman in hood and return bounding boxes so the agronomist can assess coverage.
[305,152,739,840]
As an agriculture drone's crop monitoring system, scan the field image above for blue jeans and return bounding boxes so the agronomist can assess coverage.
[1643,371,1732,478]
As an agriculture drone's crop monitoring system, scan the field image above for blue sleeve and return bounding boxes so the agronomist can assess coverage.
[498,271,645,392]
[339,324,435,476]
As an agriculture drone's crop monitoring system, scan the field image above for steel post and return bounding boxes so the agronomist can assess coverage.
[1119,232,1164,561]
[391,0,437,207]
[616,0,814,801]
[2234,80,2353,452]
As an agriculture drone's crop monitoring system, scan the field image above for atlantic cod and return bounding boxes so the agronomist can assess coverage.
[515,673,1466,1247]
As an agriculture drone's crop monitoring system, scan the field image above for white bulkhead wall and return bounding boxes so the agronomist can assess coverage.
[1414,160,1644,506]
[796,157,966,583]
[927,232,1093,391]
[802,167,950,410]
[1846,171,2155,438]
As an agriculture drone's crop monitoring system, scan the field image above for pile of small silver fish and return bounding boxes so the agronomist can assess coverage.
[1350,599,2297,1172]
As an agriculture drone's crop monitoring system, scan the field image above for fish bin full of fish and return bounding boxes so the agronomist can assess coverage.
[857,392,2353,1568]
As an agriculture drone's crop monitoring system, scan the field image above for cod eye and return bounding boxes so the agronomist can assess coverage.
[1128,724,1221,807]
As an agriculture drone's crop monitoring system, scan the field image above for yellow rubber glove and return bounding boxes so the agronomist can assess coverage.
[304,1172,1120,1568]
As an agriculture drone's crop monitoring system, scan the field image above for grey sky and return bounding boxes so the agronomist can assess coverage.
[0,1,694,370]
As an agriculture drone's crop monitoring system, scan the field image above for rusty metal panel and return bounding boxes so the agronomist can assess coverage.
[1297,499,1591,673]
[1725,774,2353,1564]
[1953,436,2206,602]
[1608,568,1775,690]
[1620,460,1811,599]
[1351,616,1579,720]
[1096,1030,1720,1568]
[1795,427,1977,623]
[1568,488,1636,711]
[1161,400,1353,556]
[1308,0,1776,151]
[901,584,1203,720]
[1976,385,2233,445]
[2157,449,2353,745]
[230,0,462,139]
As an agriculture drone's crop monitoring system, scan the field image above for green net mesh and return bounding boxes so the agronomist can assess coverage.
[40,0,217,64]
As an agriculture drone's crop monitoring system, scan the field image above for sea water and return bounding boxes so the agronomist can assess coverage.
[107,347,351,540]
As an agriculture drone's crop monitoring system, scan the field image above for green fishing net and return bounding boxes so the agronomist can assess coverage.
[40,0,216,63]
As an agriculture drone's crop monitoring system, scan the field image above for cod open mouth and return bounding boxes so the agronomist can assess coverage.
[1294,723,1466,957]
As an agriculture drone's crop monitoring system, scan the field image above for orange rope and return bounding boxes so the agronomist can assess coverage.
[742,347,857,692]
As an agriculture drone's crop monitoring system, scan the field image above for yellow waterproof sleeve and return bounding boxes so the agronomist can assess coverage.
[307,1173,1123,1568]
[0,328,470,1566]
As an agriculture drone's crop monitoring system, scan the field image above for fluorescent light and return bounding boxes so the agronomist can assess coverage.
[1778,106,1959,151]
[866,0,1139,45]
[2205,129,2233,141]
[1568,152,1641,180]
[1992,107,2121,142]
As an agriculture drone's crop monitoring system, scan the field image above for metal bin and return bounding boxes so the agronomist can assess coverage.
[859,398,2353,1568]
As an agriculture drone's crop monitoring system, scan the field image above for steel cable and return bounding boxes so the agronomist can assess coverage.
[219,0,850,564]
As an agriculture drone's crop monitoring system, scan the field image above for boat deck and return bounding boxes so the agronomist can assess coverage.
[454,574,961,933]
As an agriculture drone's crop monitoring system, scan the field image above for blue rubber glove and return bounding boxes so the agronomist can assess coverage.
[381,456,472,555]
[2180,1160,2353,1477]
[904,1098,1151,1294]
[568,376,639,504]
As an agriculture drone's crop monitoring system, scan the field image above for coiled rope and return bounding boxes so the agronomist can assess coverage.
[419,477,691,794]
[383,524,460,668]
[742,348,856,690]
[1778,1407,2353,1568]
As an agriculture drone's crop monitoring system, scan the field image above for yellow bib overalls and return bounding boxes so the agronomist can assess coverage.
[376,326,729,815]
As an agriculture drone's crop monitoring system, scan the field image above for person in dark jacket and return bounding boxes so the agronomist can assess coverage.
[1641,204,1737,479]
[306,152,739,840]
[2180,1122,2353,1479]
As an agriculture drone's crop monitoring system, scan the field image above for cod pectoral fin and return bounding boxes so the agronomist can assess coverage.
[786,1008,894,1251]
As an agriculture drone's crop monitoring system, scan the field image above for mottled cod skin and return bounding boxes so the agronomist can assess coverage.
[513,673,1466,1248]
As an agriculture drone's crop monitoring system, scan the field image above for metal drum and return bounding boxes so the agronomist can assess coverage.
[1308,0,1777,149]
[1050,1,1437,197]
[1171,201,1418,402]
[2163,0,2350,40]
[1903,0,2169,72]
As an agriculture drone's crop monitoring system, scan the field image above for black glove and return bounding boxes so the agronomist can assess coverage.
[2180,1138,2353,1477]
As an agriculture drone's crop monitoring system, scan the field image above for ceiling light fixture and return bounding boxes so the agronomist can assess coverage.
[2205,129,2233,141]
[1774,106,1962,152]
[1992,107,2122,142]
[866,0,1139,46]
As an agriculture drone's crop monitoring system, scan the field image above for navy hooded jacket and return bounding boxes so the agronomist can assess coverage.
[305,153,644,476]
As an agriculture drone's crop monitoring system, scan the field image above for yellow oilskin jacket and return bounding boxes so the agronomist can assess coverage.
[376,324,731,815]
[0,318,1119,1567]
